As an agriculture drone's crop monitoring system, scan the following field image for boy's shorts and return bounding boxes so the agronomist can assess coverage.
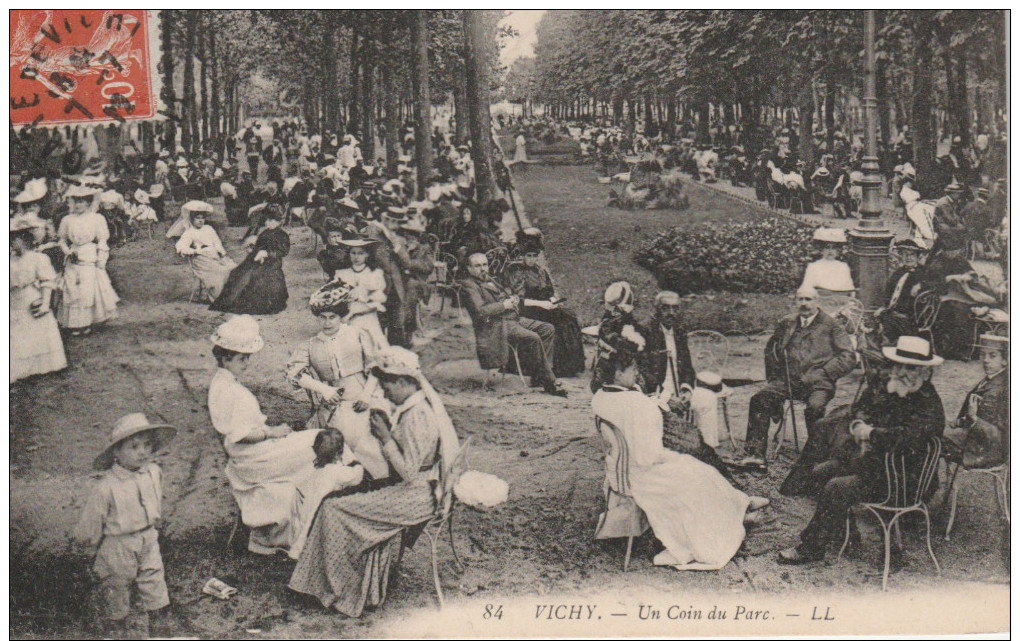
[93,527,169,620]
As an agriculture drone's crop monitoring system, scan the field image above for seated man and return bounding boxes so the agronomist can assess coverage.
[460,253,567,397]
[740,285,856,469]
[778,336,946,564]
[943,334,1009,469]
[644,290,696,399]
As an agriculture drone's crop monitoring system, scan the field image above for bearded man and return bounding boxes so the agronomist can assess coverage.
[777,336,946,564]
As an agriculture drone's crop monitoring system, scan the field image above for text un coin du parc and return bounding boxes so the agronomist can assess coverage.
[530,603,837,622]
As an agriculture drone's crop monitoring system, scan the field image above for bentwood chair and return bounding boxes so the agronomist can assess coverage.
[593,417,649,571]
[838,436,943,591]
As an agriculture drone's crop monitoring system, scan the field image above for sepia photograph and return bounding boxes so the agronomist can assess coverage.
[8,8,1010,638]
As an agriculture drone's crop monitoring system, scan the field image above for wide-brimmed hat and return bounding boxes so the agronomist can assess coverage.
[210,315,264,354]
[13,178,47,203]
[399,219,427,235]
[944,179,965,193]
[812,227,847,244]
[182,200,215,216]
[309,280,354,316]
[604,281,634,313]
[383,206,408,221]
[94,413,177,470]
[696,370,732,397]
[134,189,150,204]
[372,345,421,378]
[882,336,943,367]
[517,227,544,254]
[10,217,37,233]
[338,197,360,212]
[149,184,165,198]
[175,158,189,168]
[64,184,102,199]
[814,167,830,177]
[339,233,378,248]
[900,162,916,177]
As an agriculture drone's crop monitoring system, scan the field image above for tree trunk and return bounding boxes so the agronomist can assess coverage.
[182,10,197,155]
[798,79,815,168]
[383,59,400,178]
[209,18,220,145]
[159,10,176,151]
[413,10,434,198]
[453,63,470,145]
[911,10,937,197]
[665,98,676,142]
[360,40,376,163]
[696,99,710,144]
[142,121,155,185]
[612,94,623,124]
[824,81,835,149]
[463,11,495,202]
[198,20,209,145]
[954,51,970,146]
[644,92,655,137]
[349,35,361,138]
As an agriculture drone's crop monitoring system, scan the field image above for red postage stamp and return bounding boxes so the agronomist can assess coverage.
[10,9,160,127]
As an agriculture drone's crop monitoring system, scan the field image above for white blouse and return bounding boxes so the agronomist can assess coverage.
[801,259,855,293]
[208,367,269,446]
[176,224,227,257]
[336,266,387,307]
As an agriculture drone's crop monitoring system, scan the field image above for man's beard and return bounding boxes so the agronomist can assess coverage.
[887,372,925,397]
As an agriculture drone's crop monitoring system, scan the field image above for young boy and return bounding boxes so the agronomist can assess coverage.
[73,413,176,637]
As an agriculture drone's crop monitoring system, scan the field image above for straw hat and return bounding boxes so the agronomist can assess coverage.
[64,184,102,199]
[975,333,1008,354]
[175,158,189,168]
[339,233,378,248]
[13,178,47,203]
[94,413,177,470]
[893,238,927,253]
[182,200,214,215]
[604,281,634,313]
[696,371,731,397]
[944,179,965,193]
[882,336,943,367]
[10,217,37,233]
[812,227,847,244]
[400,219,427,235]
[372,345,421,378]
[210,315,264,354]
[384,206,408,222]
[133,189,150,204]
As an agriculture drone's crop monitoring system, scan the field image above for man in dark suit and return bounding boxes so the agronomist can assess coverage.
[644,290,696,398]
[778,336,945,564]
[460,253,566,397]
[740,285,856,469]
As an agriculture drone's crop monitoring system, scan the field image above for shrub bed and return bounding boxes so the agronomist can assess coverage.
[634,219,816,295]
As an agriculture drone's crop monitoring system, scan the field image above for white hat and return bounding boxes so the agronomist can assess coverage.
[372,345,421,378]
[99,190,121,206]
[182,200,214,215]
[159,149,170,158]
[695,371,731,397]
[149,184,165,198]
[64,184,102,199]
[901,162,916,177]
[210,315,264,354]
[13,178,47,203]
[882,336,943,367]
[812,227,847,244]
[814,167,830,177]
[796,284,818,299]
[604,281,634,313]
[133,189,150,204]
[94,413,176,471]
[339,197,360,211]
[176,158,188,168]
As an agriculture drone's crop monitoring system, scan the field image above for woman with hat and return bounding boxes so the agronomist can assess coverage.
[175,201,236,299]
[876,238,928,342]
[11,219,68,382]
[800,227,855,296]
[508,228,585,377]
[207,316,362,556]
[289,345,460,617]
[286,280,388,480]
[55,183,120,335]
[210,204,291,315]
[333,233,388,347]
[591,335,769,570]
[129,188,159,225]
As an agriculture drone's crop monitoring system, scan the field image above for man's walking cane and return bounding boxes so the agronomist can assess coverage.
[781,346,800,453]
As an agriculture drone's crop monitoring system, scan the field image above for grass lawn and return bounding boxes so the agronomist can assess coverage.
[513,164,795,333]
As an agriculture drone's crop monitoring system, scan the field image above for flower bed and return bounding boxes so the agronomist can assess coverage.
[634,219,816,295]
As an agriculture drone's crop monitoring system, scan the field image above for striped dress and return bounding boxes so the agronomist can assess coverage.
[288,390,439,617]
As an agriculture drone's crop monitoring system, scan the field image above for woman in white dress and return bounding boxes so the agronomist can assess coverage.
[513,132,529,164]
[591,337,768,570]
[207,315,363,556]
[175,202,236,299]
[56,184,120,335]
[334,236,388,347]
[10,222,67,382]
[286,280,388,480]
[800,227,855,296]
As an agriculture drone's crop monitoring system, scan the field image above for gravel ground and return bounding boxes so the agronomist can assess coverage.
[9,165,1008,638]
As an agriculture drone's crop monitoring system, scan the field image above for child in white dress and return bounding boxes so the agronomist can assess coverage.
[335,237,388,347]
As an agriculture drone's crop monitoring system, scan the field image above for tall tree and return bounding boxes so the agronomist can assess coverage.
[463,11,495,201]
[413,10,434,197]
[911,10,937,196]
[182,10,198,154]
[159,10,177,150]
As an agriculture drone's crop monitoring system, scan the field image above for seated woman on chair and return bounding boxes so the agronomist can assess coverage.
[800,227,855,296]
[289,346,460,617]
[591,333,769,570]
[175,202,236,299]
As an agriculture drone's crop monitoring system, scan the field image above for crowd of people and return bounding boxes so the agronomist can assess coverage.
[10,109,1009,635]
